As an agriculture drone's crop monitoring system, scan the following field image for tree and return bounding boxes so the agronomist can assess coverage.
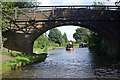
[93,1,103,6]
[62,33,68,43]
[48,28,63,45]
[34,33,49,48]
[92,1,107,10]
[73,28,89,43]
[2,2,35,30]
[87,31,107,55]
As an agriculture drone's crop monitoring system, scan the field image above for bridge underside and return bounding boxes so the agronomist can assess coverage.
[2,7,120,56]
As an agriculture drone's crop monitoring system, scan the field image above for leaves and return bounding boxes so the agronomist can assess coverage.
[48,28,63,45]
[87,31,107,54]
[63,33,68,43]
[2,2,34,31]
[73,28,89,43]
[34,33,49,49]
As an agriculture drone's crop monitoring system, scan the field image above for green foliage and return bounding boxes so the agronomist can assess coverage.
[33,33,49,53]
[87,31,107,55]
[72,42,79,48]
[33,28,67,54]
[48,28,63,46]
[1,51,46,70]
[1,51,22,57]
[2,2,34,31]
[47,46,65,50]
[33,33,49,49]
[63,33,68,43]
[93,1,103,6]
[2,2,15,31]
[73,28,89,43]
[92,1,105,10]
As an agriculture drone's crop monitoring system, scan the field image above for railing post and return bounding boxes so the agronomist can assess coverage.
[52,7,54,19]
[34,7,36,20]
[15,9,17,20]
[70,7,72,19]
[107,6,109,10]
[88,6,90,9]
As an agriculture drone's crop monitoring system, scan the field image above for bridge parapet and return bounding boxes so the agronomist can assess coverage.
[3,5,120,34]
[4,5,120,20]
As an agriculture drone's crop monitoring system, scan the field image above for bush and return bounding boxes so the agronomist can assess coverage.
[87,32,107,55]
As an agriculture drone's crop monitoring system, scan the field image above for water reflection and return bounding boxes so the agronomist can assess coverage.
[66,50,73,53]
[2,48,120,78]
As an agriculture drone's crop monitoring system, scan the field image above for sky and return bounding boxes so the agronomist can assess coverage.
[38,0,117,6]
[37,0,117,41]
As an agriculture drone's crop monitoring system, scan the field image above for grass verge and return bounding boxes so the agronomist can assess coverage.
[0,51,47,71]
[1,46,64,71]
[33,46,65,53]
[47,46,65,50]
[1,51,22,57]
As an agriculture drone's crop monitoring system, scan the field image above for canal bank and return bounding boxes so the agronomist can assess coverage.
[33,46,65,53]
[1,46,65,74]
[0,51,47,74]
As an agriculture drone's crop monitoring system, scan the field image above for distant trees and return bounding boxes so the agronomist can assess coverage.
[34,33,49,49]
[48,28,68,46]
[48,28,62,45]
[73,28,89,43]
[73,27,108,55]
[63,33,68,43]
[34,28,68,49]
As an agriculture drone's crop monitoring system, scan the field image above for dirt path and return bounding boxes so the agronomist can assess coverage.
[0,54,13,61]
[0,54,14,75]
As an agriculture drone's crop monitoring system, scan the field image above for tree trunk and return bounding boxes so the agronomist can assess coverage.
[0,28,3,51]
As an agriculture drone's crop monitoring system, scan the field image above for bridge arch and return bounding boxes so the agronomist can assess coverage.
[32,21,113,42]
[30,21,119,56]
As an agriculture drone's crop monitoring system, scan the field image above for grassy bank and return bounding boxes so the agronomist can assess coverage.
[1,46,65,71]
[33,46,65,53]
[1,51,22,57]
[0,51,47,71]
[47,46,65,50]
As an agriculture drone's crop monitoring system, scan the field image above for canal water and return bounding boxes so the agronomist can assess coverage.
[2,48,120,78]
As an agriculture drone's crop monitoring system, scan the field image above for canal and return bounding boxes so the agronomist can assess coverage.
[2,48,120,78]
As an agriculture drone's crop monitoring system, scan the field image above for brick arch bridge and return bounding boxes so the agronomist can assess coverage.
[2,5,120,56]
